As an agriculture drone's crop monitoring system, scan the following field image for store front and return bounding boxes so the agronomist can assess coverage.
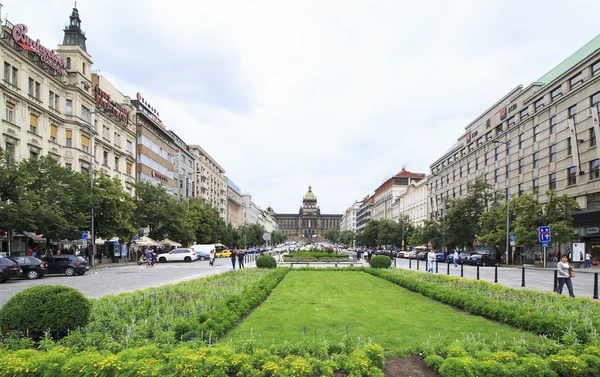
[573,209,600,265]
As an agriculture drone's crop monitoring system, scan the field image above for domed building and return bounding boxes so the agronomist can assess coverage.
[274,185,342,241]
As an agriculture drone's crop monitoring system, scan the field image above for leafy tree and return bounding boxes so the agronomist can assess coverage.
[422,219,444,249]
[187,198,218,244]
[542,190,579,252]
[93,171,136,243]
[245,223,266,247]
[270,230,287,245]
[339,230,355,246]
[325,229,340,243]
[408,225,426,247]
[378,220,398,246]
[397,214,415,249]
[357,220,380,247]
[509,193,542,248]
[478,202,507,251]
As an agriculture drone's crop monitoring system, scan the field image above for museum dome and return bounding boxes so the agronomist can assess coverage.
[303,185,317,201]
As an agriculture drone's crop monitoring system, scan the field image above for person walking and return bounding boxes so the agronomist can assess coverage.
[427,247,436,273]
[230,248,238,270]
[237,248,245,269]
[145,248,153,268]
[209,249,215,266]
[557,255,575,297]
[453,250,458,267]
[585,252,592,269]
[277,250,284,264]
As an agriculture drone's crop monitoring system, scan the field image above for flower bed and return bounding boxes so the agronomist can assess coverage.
[25,268,290,352]
[284,251,349,262]
[365,268,600,344]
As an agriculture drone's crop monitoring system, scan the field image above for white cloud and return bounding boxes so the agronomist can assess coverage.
[5,0,600,213]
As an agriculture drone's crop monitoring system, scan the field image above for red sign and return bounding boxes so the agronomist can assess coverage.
[94,85,131,125]
[12,24,67,76]
[466,132,472,143]
[151,170,169,183]
[499,108,507,120]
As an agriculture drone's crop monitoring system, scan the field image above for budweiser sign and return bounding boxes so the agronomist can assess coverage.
[12,24,67,76]
[94,85,131,125]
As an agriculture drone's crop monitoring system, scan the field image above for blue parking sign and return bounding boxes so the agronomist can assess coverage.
[538,226,551,242]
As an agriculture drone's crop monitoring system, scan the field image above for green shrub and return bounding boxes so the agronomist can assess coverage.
[580,354,600,377]
[424,354,444,371]
[0,285,91,339]
[256,255,277,269]
[369,255,391,268]
[548,354,588,377]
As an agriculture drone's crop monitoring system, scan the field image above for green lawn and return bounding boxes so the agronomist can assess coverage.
[226,270,537,356]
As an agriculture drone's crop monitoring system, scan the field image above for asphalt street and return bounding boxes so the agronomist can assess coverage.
[0,256,254,307]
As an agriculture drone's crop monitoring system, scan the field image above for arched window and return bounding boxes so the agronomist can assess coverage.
[66,57,71,69]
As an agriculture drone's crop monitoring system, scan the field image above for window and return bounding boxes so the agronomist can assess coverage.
[126,140,133,153]
[4,142,14,163]
[533,152,540,168]
[550,116,558,134]
[590,159,600,180]
[3,62,9,82]
[66,99,73,115]
[50,124,57,142]
[519,133,525,149]
[475,157,479,170]
[35,82,40,100]
[570,72,583,90]
[567,137,572,155]
[593,60,600,77]
[11,67,18,86]
[126,162,132,175]
[533,178,540,193]
[568,167,577,185]
[591,127,597,147]
[81,105,91,122]
[518,183,525,196]
[5,102,14,123]
[28,78,34,96]
[535,97,545,111]
[30,151,38,159]
[49,91,54,107]
[486,131,493,141]
[81,135,90,152]
[494,169,499,184]
[29,114,38,134]
[550,144,557,161]
[114,157,120,171]
[549,173,557,190]
[592,91,600,108]
[589,193,600,210]
[485,173,489,181]
[519,158,525,174]
[551,86,563,100]
[534,125,541,142]
[66,57,71,69]
[65,163,72,170]
[568,104,577,123]
[477,137,483,147]
[495,146,500,160]
[459,166,463,178]
[508,116,516,127]
[66,130,73,147]
[520,108,529,119]
[81,166,89,174]
[82,63,86,75]
[114,132,121,147]
[54,94,59,110]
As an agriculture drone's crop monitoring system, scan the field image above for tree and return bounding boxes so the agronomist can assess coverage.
[93,171,136,243]
[378,220,398,246]
[325,229,340,243]
[270,230,287,245]
[187,198,218,244]
[357,220,380,247]
[510,193,542,248]
[542,190,579,252]
[397,214,415,249]
[339,230,355,246]
[421,219,444,249]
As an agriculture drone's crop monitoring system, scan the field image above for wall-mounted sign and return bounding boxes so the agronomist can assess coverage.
[151,170,169,183]
[499,108,507,120]
[11,24,67,76]
[587,227,599,234]
[485,118,491,128]
[508,104,518,113]
[466,133,472,143]
[136,93,166,130]
[136,93,160,117]
[94,85,130,125]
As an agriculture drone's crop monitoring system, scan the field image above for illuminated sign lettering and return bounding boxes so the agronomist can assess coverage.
[94,85,130,125]
[11,24,67,76]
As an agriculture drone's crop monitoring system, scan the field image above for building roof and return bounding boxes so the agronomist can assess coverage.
[395,168,426,178]
[537,34,600,86]
[303,185,317,201]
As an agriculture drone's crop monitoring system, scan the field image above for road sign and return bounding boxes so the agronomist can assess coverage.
[82,231,87,240]
[262,232,271,241]
[542,241,549,247]
[82,239,88,248]
[538,226,551,242]
[509,234,516,247]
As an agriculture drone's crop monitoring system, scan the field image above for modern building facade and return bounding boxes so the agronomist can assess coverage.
[371,169,426,221]
[274,185,342,241]
[428,34,600,260]
[190,144,227,219]
[132,92,176,194]
[226,177,243,229]
[356,195,374,233]
[340,201,362,233]
[169,130,195,201]
[392,177,428,226]
[242,193,261,227]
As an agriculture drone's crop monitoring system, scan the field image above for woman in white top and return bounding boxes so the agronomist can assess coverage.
[556,255,575,297]
[427,248,436,273]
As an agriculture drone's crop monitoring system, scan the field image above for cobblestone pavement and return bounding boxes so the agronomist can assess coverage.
[0,256,257,307]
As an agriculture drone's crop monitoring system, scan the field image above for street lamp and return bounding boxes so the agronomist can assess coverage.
[86,109,107,266]
[493,139,512,266]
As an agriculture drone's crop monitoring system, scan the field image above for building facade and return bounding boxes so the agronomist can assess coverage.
[274,185,342,241]
[341,201,362,233]
[226,177,243,229]
[356,195,374,233]
[169,130,195,201]
[260,207,277,233]
[428,34,600,260]
[371,169,426,221]
[392,177,428,226]
[242,193,261,227]
[132,92,176,194]
[190,144,227,219]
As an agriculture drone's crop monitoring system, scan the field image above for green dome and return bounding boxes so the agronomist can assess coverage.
[303,185,317,201]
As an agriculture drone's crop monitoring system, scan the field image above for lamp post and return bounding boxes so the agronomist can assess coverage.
[86,109,105,266]
[493,139,511,266]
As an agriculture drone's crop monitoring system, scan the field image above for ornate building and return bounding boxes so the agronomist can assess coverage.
[274,185,342,241]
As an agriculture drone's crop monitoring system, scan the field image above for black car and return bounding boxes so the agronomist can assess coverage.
[43,255,89,276]
[376,250,398,258]
[417,251,428,260]
[0,256,22,282]
[467,254,496,266]
[9,256,46,279]
[457,252,471,264]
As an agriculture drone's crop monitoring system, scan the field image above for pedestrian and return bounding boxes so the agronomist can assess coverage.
[557,255,575,298]
[453,250,458,267]
[237,248,245,269]
[277,250,284,263]
[145,248,153,268]
[427,247,436,273]
[585,252,592,269]
[209,249,215,266]
[231,248,237,270]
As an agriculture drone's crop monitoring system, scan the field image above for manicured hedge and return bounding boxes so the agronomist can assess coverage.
[365,268,600,344]
[369,255,391,268]
[256,255,277,268]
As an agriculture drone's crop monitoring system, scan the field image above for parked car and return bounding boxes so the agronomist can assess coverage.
[0,256,22,282]
[8,256,46,279]
[407,251,418,258]
[42,255,89,276]
[457,252,471,264]
[417,251,428,260]
[247,248,259,254]
[157,248,198,263]
[216,249,232,258]
[435,252,448,262]
[467,254,496,266]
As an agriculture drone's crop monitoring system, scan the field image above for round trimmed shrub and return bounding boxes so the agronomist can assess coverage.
[369,255,391,269]
[256,255,277,269]
[0,285,91,339]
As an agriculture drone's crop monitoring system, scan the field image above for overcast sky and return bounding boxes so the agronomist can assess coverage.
[5,0,600,214]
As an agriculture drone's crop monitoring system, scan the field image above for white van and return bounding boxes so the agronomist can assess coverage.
[190,244,226,261]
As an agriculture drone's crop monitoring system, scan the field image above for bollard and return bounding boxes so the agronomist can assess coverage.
[494,265,498,283]
[553,270,558,292]
[594,273,599,300]
[447,260,450,275]
[477,265,480,280]
[409,258,412,269]
[460,263,464,277]
[417,259,419,271]
[435,261,439,273]
[521,267,525,287]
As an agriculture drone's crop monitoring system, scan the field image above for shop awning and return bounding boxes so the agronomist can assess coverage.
[22,231,46,243]
[160,238,182,247]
